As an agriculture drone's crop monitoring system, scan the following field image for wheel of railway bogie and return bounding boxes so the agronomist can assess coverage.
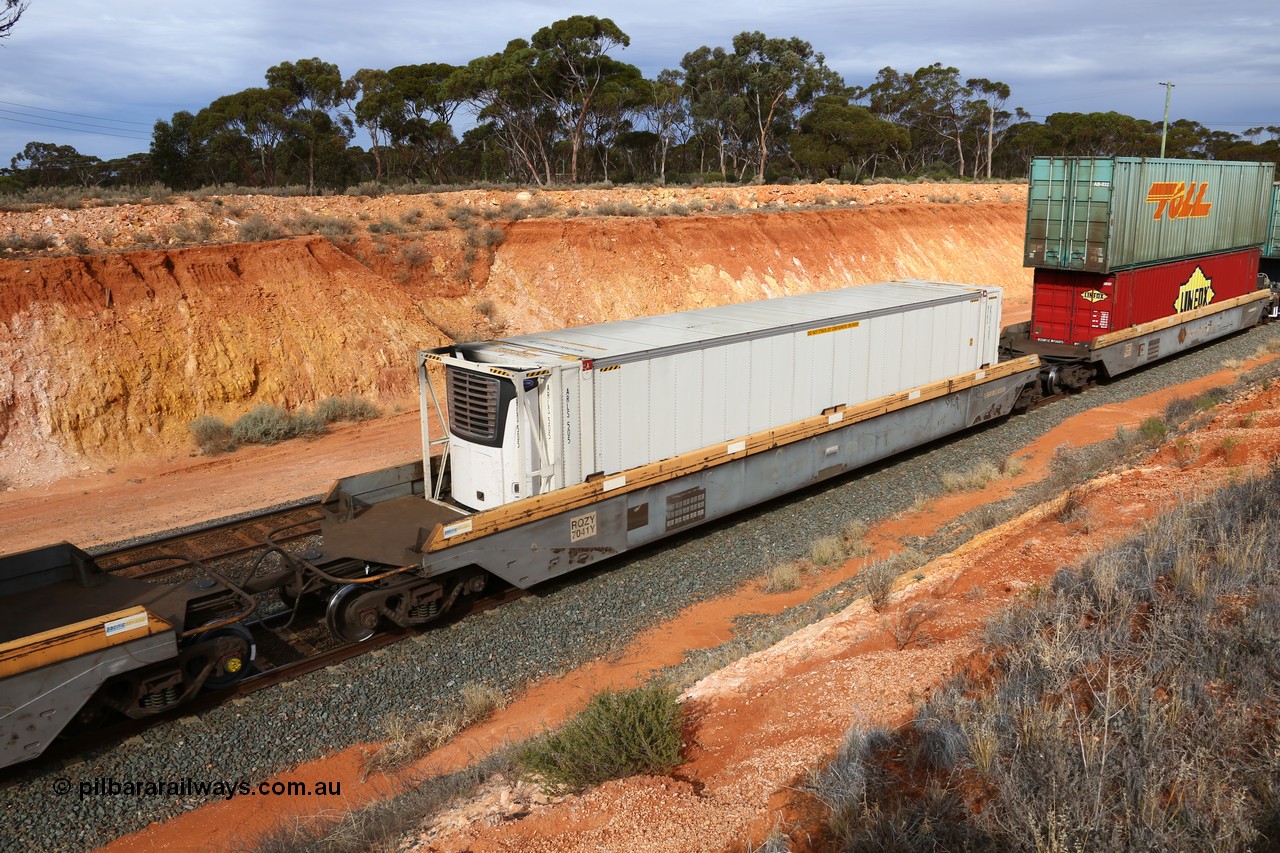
[326,583,382,643]
[195,623,256,690]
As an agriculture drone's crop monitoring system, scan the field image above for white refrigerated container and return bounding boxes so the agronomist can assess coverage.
[424,279,1003,511]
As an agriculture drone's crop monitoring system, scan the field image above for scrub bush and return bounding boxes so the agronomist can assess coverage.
[517,684,684,795]
[313,395,380,424]
[231,404,326,445]
[188,415,234,455]
[236,215,285,242]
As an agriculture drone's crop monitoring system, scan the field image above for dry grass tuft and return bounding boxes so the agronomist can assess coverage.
[812,535,848,567]
[764,561,804,593]
[884,602,940,650]
[840,518,874,557]
[366,682,505,774]
[941,460,1000,492]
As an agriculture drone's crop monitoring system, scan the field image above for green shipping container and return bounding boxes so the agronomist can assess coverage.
[1266,183,1280,259]
[1025,157,1275,273]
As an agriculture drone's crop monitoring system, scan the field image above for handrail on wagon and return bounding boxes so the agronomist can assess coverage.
[419,354,452,502]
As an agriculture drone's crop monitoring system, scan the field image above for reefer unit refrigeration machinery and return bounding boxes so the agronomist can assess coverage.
[426,280,1004,512]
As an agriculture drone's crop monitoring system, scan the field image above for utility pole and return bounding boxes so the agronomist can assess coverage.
[1158,81,1175,157]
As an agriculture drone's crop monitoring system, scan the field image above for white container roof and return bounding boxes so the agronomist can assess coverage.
[452,279,994,368]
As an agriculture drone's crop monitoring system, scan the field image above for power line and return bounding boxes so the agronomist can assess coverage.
[1190,121,1280,127]
[0,99,154,127]
[0,108,152,138]
[0,113,151,142]
[3,151,148,166]
[1157,82,1276,88]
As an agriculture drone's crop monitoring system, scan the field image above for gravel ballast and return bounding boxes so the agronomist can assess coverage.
[2,321,1278,853]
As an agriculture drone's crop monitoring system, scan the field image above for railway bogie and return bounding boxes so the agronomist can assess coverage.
[0,544,257,768]
[321,572,487,643]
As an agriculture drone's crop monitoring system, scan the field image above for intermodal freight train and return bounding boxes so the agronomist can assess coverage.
[1005,156,1278,393]
[2,157,1278,770]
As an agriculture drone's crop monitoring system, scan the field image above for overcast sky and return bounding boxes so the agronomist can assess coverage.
[2,0,1278,165]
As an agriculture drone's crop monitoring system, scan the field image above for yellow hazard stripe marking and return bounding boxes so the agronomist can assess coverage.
[807,320,860,336]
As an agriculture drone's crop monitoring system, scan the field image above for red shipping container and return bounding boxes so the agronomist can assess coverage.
[1030,248,1261,346]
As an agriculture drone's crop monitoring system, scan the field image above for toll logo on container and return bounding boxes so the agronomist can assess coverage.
[1146,181,1212,220]
[1080,289,1108,303]
[1175,267,1215,313]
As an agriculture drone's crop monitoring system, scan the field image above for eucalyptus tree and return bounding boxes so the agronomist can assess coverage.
[1040,111,1158,157]
[642,69,690,184]
[1217,127,1280,161]
[909,63,974,176]
[854,64,1019,177]
[1158,119,1246,159]
[852,66,933,173]
[1,0,26,38]
[388,63,465,181]
[680,45,747,178]
[455,40,556,184]
[456,17,639,185]
[151,111,206,189]
[9,141,100,187]
[101,152,154,187]
[350,68,397,181]
[1245,126,1280,144]
[965,77,1015,178]
[581,61,649,182]
[996,119,1056,176]
[790,95,908,181]
[527,15,636,183]
[196,87,295,186]
[731,31,843,181]
[266,58,354,192]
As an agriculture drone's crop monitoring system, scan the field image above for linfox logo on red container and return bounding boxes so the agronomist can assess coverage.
[1175,267,1215,313]
[1146,181,1213,220]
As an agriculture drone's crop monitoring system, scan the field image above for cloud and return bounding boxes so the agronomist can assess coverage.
[1,0,1276,162]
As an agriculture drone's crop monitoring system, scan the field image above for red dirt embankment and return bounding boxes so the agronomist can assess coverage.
[0,185,1030,487]
[0,240,450,485]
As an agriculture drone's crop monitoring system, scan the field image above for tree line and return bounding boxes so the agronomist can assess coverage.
[5,15,1279,193]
